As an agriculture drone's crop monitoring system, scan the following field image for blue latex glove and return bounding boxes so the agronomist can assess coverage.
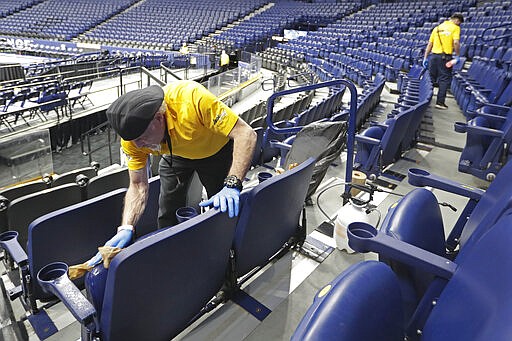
[422,58,428,69]
[199,186,240,218]
[86,229,133,267]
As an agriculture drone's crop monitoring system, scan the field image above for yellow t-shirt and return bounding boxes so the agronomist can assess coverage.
[220,53,230,66]
[429,20,460,55]
[121,80,239,170]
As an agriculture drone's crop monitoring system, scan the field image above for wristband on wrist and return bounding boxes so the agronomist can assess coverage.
[117,224,135,233]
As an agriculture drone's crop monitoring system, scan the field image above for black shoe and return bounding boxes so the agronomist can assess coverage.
[435,103,448,110]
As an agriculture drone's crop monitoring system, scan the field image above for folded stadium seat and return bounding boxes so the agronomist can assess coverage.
[86,167,129,199]
[461,67,510,116]
[499,47,512,71]
[51,166,98,188]
[7,183,83,252]
[397,65,424,94]
[401,99,430,151]
[231,157,316,279]
[384,57,405,82]
[455,107,512,180]
[293,212,512,340]
[36,207,238,341]
[465,76,512,118]
[0,177,51,203]
[354,107,415,177]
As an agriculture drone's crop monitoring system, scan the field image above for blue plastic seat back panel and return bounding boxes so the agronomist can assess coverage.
[380,188,445,318]
[423,212,512,340]
[233,157,315,277]
[292,261,404,341]
[460,158,512,249]
[380,107,414,165]
[100,208,237,341]
[28,188,127,300]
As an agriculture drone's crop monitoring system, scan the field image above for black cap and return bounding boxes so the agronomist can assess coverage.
[106,85,164,140]
[451,13,464,23]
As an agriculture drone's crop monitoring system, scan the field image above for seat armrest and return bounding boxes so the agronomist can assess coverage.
[37,262,97,331]
[0,231,28,266]
[348,222,457,279]
[355,135,381,145]
[408,168,485,200]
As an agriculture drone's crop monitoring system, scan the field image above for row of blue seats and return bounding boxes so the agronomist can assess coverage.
[293,158,512,340]
[0,167,130,249]
[354,67,432,177]
[456,105,512,181]
[0,0,137,40]
[1,158,316,340]
[451,59,512,117]
[81,0,266,48]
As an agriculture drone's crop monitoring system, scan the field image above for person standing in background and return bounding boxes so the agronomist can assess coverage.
[423,13,464,110]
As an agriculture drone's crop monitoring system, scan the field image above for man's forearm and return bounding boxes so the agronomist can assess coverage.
[424,42,433,59]
[454,41,460,56]
[122,182,148,227]
[228,124,257,180]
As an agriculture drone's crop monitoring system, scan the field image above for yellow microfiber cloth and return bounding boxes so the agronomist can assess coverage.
[68,246,123,280]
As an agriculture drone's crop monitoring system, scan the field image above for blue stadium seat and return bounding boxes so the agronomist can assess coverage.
[294,211,512,340]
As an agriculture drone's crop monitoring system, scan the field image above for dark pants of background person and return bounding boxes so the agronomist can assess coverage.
[429,53,453,105]
[157,140,233,228]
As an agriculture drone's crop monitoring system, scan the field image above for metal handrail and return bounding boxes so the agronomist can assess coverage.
[159,62,182,83]
[80,121,114,164]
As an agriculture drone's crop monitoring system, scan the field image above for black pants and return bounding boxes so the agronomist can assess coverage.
[157,140,233,228]
[429,53,453,105]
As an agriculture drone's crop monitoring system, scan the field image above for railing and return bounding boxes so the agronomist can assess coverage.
[80,121,114,165]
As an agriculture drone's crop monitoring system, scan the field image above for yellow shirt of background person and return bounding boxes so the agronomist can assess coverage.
[429,20,460,54]
[220,51,230,66]
[121,81,239,170]
[179,43,189,55]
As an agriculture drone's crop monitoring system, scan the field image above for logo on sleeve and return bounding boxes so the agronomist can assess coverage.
[213,110,227,125]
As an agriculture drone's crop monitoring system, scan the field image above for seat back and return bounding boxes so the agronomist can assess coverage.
[380,107,414,165]
[233,157,315,277]
[9,183,83,250]
[292,261,404,341]
[86,168,129,199]
[99,208,237,341]
[28,188,127,300]
[380,188,445,319]
[52,167,97,187]
[0,180,49,202]
[423,212,512,340]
